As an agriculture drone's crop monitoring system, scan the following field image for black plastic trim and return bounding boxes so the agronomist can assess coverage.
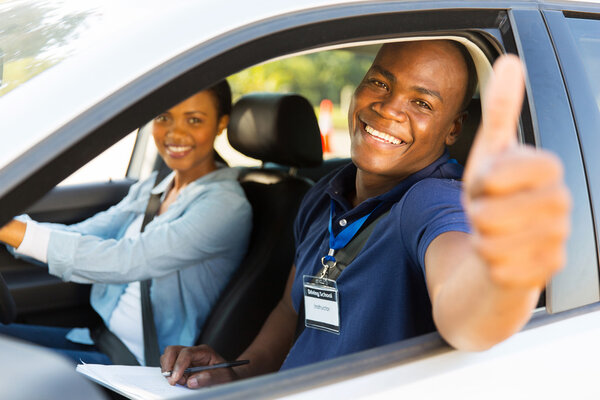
[26,179,134,223]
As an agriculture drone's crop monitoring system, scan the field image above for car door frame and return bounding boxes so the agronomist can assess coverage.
[541,6,600,310]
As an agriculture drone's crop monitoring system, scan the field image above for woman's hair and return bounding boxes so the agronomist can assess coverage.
[206,79,232,118]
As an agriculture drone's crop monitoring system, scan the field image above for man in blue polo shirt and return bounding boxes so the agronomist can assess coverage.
[161,40,570,387]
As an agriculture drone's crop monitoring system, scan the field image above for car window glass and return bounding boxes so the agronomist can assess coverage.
[127,123,159,182]
[215,49,374,166]
[565,16,600,112]
[0,1,99,97]
[58,131,136,186]
[0,0,184,98]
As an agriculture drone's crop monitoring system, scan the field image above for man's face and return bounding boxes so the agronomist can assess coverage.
[348,40,468,181]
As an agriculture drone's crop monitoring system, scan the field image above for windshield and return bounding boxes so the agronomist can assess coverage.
[0,0,103,97]
[0,0,162,98]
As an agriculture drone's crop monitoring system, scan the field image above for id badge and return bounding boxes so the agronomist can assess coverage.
[303,275,340,334]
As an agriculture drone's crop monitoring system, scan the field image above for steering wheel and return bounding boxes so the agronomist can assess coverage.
[0,272,17,324]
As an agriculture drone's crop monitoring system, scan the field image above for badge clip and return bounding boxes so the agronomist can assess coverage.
[320,248,337,279]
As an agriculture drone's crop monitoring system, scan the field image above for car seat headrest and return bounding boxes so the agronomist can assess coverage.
[228,93,323,168]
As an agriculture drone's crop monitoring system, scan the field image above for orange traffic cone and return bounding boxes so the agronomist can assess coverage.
[319,99,333,154]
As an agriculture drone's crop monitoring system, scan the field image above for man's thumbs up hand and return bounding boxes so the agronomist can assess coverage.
[462,55,571,289]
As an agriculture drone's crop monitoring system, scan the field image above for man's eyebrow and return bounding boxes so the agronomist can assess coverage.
[185,111,208,116]
[371,65,444,103]
[370,65,396,84]
[412,86,443,103]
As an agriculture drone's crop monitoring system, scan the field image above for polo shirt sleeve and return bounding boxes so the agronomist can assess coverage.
[398,178,470,275]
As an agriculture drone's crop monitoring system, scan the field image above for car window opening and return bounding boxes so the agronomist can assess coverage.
[128,35,549,364]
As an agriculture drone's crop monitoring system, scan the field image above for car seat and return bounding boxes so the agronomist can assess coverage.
[197,93,323,360]
[448,97,481,166]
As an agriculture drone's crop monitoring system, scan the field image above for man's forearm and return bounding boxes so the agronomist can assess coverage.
[431,249,541,351]
[236,299,297,378]
[430,56,569,352]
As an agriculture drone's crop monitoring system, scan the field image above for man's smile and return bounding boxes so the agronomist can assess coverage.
[363,123,405,145]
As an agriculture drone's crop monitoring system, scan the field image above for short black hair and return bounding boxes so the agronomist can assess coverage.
[448,41,478,112]
[206,79,232,118]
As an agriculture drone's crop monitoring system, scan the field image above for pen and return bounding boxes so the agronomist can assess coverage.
[161,359,250,377]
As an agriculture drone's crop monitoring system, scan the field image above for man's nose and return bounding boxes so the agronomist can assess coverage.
[373,95,408,123]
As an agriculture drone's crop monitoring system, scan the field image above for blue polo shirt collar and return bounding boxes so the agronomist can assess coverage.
[325,152,462,235]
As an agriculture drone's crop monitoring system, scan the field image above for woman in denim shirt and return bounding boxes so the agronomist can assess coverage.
[0,80,252,366]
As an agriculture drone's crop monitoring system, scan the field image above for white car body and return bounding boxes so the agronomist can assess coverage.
[1,0,600,398]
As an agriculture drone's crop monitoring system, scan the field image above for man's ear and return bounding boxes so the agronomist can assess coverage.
[217,115,230,135]
[445,112,467,146]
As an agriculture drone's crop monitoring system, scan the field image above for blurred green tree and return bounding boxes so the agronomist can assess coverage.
[0,1,91,95]
[228,49,373,106]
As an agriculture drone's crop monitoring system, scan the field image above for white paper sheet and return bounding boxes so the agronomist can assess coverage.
[76,364,195,400]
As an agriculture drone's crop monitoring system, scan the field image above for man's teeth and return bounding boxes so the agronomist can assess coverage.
[364,125,402,145]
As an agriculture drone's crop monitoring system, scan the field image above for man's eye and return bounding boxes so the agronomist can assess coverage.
[154,115,169,123]
[415,100,432,110]
[370,79,388,90]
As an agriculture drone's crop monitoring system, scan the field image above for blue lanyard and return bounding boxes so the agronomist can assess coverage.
[323,200,378,264]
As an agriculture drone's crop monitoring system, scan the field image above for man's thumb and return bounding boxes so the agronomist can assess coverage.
[463,54,525,192]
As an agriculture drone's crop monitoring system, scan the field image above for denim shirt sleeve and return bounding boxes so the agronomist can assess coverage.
[5,177,153,269]
[46,178,252,284]
[38,176,153,239]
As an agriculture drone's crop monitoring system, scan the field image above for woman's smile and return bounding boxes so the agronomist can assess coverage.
[164,143,194,159]
[152,89,229,188]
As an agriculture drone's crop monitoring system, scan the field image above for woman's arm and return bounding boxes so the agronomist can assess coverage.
[45,185,251,283]
[0,176,153,271]
[35,175,152,238]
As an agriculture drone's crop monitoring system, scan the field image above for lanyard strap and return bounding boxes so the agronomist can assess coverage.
[324,200,378,264]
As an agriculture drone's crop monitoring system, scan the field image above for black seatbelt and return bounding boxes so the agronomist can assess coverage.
[91,176,163,366]
[294,209,391,341]
[139,184,162,367]
[91,323,138,365]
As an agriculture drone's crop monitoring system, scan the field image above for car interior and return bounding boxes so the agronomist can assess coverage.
[0,36,503,363]
[198,92,323,359]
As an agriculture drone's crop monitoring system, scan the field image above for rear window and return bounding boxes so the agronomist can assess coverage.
[565,16,600,112]
[215,48,375,166]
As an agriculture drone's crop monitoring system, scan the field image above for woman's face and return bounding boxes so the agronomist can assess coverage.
[152,91,229,179]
